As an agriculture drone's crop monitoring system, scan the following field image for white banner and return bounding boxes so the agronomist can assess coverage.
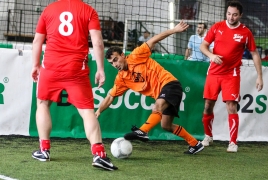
[0,49,32,135]
[213,65,268,141]
[0,50,267,141]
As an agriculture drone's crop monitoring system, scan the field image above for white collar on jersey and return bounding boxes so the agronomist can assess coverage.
[225,20,241,29]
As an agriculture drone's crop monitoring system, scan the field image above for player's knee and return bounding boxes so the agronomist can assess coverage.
[204,100,215,113]
[153,101,168,112]
[226,101,238,113]
[161,126,172,132]
[204,105,213,113]
[152,106,164,113]
[160,123,172,132]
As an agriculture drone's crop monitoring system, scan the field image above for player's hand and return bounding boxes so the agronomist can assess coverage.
[95,109,100,118]
[256,76,263,91]
[174,20,189,33]
[95,69,105,88]
[210,54,223,65]
[31,65,40,82]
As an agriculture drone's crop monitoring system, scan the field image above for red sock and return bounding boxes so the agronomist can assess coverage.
[39,139,50,151]
[228,114,239,144]
[91,143,106,158]
[202,114,214,137]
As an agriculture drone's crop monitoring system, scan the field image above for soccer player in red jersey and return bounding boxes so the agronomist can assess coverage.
[31,0,117,170]
[200,1,263,152]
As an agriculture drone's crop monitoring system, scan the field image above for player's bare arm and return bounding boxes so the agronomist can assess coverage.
[95,94,115,118]
[200,40,223,64]
[250,49,263,91]
[32,33,46,82]
[146,20,189,50]
[90,29,105,88]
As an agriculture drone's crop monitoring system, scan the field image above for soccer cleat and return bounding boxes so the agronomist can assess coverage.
[32,149,50,162]
[184,141,204,155]
[227,142,238,153]
[201,135,213,146]
[124,125,149,142]
[92,155,118,171]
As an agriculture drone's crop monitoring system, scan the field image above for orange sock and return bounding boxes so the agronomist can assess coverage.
[173,125,198,146]
[140,111,162,133]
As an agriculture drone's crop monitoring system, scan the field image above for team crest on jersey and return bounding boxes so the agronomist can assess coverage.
[233,34,243,42]
[132,72,145,82]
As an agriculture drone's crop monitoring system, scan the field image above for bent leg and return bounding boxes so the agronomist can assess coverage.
[124,99,168,142]
[139,98,169,133]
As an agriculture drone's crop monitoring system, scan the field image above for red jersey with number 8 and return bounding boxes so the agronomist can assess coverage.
[35,0,101,71]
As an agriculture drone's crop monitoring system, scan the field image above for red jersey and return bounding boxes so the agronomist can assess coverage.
[36,0,101,71]
[205,20,256,76]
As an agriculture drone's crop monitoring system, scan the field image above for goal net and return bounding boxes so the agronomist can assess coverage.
[0,0,267,61]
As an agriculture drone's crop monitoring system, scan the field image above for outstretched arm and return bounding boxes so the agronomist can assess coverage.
[95,94,115,118]
[146,21,189,50]
[251,49,263,91]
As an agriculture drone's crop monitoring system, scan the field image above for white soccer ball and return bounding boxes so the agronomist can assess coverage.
[110,137,132,159]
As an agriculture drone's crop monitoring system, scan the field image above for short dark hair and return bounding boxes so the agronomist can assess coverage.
[198,23,207,29]
[227,1,243,14]
[105,47,123,59]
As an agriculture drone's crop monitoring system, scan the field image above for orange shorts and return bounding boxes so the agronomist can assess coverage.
[203,75,240,102]
[37,67,94,109]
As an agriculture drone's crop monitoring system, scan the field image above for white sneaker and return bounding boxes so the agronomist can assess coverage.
[227,142,238,152]
[201,135,213,146]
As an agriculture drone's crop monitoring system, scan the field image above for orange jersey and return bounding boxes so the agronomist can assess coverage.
[109,43,177,99]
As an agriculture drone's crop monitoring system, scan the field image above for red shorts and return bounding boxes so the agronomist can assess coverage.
[203,75,240,102]
[37,67,94,109]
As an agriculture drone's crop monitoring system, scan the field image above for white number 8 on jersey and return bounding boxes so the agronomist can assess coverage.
[58,12,73,36]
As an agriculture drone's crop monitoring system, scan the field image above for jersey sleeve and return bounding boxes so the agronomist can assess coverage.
[246,30,256,51]
[205,23,219,44]
[35,11,47,34]
[127,43,151,64]
[88,8,101,30]
[109,75,129,97]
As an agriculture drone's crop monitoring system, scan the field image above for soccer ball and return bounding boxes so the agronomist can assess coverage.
[110,137,132,159]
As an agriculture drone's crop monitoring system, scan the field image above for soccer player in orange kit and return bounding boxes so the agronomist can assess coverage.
[96,21,204,155]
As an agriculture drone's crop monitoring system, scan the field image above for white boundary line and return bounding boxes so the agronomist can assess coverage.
[0,175,18,180]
